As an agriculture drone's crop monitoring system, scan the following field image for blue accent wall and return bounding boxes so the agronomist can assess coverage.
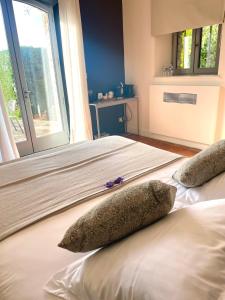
[79,0,125,136]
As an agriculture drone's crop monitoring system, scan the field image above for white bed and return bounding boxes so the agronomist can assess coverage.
[0,136,225,300]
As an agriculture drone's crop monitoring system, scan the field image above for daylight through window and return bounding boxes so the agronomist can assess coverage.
[173,24,221,75]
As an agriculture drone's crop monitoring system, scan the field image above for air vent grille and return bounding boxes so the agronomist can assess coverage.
[163,92,197,104]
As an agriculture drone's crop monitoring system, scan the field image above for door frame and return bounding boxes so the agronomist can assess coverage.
[1,0,33,156]
[1,0,69,156]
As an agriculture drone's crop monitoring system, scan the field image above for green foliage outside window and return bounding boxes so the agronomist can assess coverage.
[174,24,221,75]
[200,25,219,68]
[0,50,17,105]
[177,29,193,69]
[0,47,48,119]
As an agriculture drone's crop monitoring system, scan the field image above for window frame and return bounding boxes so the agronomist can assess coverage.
[172,25,222,76]
[0,0,69,156]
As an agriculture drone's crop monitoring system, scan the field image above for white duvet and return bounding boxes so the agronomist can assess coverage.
[45,199,225,300]
[1,157,225,300]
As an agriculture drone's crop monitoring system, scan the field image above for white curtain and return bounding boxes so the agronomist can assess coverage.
[58,0,93,143]
[151,0,225,36]
[0,85,20,162]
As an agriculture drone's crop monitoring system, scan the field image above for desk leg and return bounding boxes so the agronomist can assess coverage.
[124,103,127,133]
[137,100,140,135]
[95,106,101,139]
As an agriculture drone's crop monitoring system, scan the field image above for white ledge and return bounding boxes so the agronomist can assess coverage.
[152,75,224,87]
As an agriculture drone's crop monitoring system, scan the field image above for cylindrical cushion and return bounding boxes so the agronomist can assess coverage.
[173,140,225,188]
[58,180,177,253]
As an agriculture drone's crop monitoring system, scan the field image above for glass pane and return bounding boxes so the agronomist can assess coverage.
[13,1,63,138]
[199,24,219,69]
[0,3,26,143]
[177,29,193,69]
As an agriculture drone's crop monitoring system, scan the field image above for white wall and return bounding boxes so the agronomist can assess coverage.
[154,34,172,77]
[150,85,220,145]
[123,0,153,135]
[123,0,225,148]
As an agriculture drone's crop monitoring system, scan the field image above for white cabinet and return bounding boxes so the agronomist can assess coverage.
[149,84,223,146]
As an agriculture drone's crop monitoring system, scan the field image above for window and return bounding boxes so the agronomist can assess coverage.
[172,24,222,75]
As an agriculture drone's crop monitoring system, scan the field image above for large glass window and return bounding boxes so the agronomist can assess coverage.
[173,24,221,75]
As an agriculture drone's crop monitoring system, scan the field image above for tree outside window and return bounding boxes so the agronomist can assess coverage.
[172,24,221,75]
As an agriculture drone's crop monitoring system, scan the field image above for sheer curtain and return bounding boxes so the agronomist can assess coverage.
[0,85,19,162]
[58,0,93,143]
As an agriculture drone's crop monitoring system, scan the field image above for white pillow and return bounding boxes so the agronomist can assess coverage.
[174,171,225,210]
[186,171,225,201]
[45,199,225,300]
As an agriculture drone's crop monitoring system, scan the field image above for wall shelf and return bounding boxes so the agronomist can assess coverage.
[152,75,224,87]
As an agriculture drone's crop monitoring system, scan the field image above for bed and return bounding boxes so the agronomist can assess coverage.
[0,136,225,300]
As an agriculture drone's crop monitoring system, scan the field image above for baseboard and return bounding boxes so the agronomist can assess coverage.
[127,126,139,135]
[137,130,209,150]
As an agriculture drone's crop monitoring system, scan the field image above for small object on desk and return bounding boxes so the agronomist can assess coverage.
[124,84,135,98]
[102,93,108,100]
[108,91,114,99]
[115,82,124,99]
[97,93,103,100]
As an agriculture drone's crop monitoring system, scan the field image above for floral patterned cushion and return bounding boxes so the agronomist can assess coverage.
[58,180,176,253]
[173,140,225,188]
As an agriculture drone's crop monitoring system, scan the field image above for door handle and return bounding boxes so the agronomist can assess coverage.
[23,89,32,98]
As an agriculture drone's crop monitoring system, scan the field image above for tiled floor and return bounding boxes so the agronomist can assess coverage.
[10,118,61,143]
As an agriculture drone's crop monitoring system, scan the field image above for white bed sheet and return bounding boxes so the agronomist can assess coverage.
[0,158,225,300]
[46,199,225,300]
[0,136,180,241]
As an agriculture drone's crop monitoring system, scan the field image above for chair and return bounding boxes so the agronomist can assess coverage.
[7,99,24,134]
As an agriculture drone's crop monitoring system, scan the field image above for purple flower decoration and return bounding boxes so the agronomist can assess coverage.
[105,181,114,189]
[105,177,124,189]
[114,177,124,184]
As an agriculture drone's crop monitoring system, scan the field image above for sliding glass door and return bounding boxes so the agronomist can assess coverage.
[0,0,69,156]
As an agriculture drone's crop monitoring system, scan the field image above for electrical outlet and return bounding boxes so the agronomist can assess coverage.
[118,117,124,123]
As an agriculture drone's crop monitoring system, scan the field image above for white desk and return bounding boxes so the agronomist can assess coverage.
[89,97,139,139]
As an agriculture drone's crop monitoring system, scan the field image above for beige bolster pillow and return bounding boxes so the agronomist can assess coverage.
[58,180,176,253]
[173,139,225,188]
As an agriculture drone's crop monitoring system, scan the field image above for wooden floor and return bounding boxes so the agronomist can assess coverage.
[125,134,200,157]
